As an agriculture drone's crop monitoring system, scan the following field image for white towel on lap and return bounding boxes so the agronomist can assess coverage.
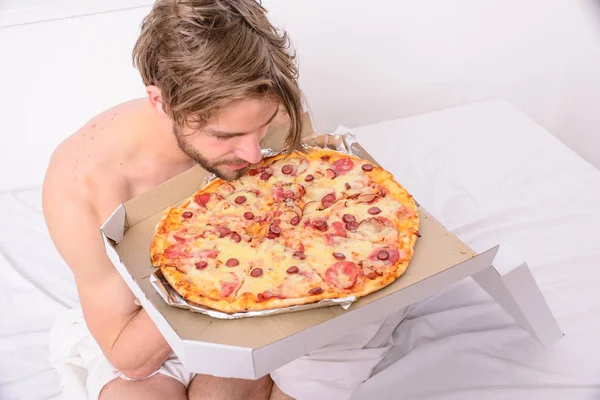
[271,306,411,400]
[48,305,194,400]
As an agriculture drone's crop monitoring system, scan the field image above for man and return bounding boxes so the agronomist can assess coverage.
[43,1,302,399]
[44,1,409,399]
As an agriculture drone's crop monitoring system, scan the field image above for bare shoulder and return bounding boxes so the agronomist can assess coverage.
[43,98,145,202]
[44,99,143,186]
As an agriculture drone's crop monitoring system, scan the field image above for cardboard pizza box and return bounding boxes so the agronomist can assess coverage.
[100,112,498,379]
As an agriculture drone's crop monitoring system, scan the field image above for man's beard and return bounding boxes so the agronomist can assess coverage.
[173,125,249,181]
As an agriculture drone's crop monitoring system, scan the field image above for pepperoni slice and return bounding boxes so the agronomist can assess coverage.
[317,223,329,232]
[342,214,356,223]
[321,194,335,206]
[331,158,354,175]
[332,221,348,237]
[194,193,211,207]
[257,291,285,302]
[325,261,359,289]
[269,225,281,235]
[362,164,374,171]
[290,216,300,225]
[376,250,389,260]
[195,261,207,269]
[181,211,193,219]
[332,252,346,260]
[325,233,337,246]
[225,258,239,267]
[164,244,187,258]
[345,221,359,231]
[217,226,231,238]
[389,248,403,264]
[220,274,239,297]
[304,174,314,182]
[283,190,295,199]
[230,232,241,243]
[272,186,284,201]
[250,268,263,277]
[203,250,219,259]
[309,287,324,295]
[266,232,277,239]
[260,172,271,181]
[293,251,306,260]
[248,168,260,176]
[313,219,328,231]
[235,195,246,204]
[244,212,254,220]
[298,184,306,197]
[325,169,337,179]
[368,207,382,215]
[287,266,299,274]
[281,165,293,174]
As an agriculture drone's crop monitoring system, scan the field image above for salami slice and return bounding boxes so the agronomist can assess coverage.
[325,261,359,289]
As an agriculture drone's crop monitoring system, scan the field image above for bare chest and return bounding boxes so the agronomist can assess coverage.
[89,165,194,226]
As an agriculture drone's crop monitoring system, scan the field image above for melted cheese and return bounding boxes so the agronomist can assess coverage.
[237,239,325,297]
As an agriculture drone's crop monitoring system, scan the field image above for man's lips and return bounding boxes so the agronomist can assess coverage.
[223,163,249,170]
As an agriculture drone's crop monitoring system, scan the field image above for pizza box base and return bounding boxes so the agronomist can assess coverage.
[100,115,499,380]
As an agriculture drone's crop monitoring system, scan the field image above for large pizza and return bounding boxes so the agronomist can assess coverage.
[149,147,419,313]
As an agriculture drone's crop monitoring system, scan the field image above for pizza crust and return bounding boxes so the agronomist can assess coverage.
[161,265,340,313]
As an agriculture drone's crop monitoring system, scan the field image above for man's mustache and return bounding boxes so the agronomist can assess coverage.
[214,159,250,167]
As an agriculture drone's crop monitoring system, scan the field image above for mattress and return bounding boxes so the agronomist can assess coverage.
[1,99,599,400]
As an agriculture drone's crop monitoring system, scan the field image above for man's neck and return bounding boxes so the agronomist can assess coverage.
[121,99,197,187]
[130,99,192,165]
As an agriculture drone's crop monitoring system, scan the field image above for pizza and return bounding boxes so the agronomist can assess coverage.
[149,147,420,313]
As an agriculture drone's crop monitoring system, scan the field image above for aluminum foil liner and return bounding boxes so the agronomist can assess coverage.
[151,270,355,320]
[151,127,366,319]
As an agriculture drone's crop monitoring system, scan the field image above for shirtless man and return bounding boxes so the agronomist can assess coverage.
[42,1,303,399]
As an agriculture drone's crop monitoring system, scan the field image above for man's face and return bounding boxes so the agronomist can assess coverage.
[174,98,280,181]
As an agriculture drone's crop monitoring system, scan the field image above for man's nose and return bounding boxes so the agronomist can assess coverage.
[233,133,263,164]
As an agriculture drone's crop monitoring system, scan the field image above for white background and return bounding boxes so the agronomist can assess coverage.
[1,0,599,192]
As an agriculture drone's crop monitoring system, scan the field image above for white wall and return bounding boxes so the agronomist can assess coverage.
[1,0,599,192]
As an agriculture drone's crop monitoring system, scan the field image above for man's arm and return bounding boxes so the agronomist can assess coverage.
[42,170,172,379]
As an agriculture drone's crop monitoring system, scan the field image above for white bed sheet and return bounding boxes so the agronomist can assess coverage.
[351,100,600,399]
[0,99,599,400]
[0,190,78,399]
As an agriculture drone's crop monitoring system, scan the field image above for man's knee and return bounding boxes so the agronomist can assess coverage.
[188,374,273,400]
[99,373,187,400]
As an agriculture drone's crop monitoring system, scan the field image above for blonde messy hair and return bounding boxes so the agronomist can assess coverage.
[132,0,304,152]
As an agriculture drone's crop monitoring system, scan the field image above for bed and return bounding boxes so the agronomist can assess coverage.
[1,99,599,400]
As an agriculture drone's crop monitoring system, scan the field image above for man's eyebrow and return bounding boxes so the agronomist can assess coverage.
[206,108,280,136]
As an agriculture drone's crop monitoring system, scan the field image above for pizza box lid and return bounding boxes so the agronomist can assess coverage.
[100,113,498,379]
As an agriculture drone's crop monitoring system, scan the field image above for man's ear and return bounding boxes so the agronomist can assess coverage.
[146,85,169,118]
